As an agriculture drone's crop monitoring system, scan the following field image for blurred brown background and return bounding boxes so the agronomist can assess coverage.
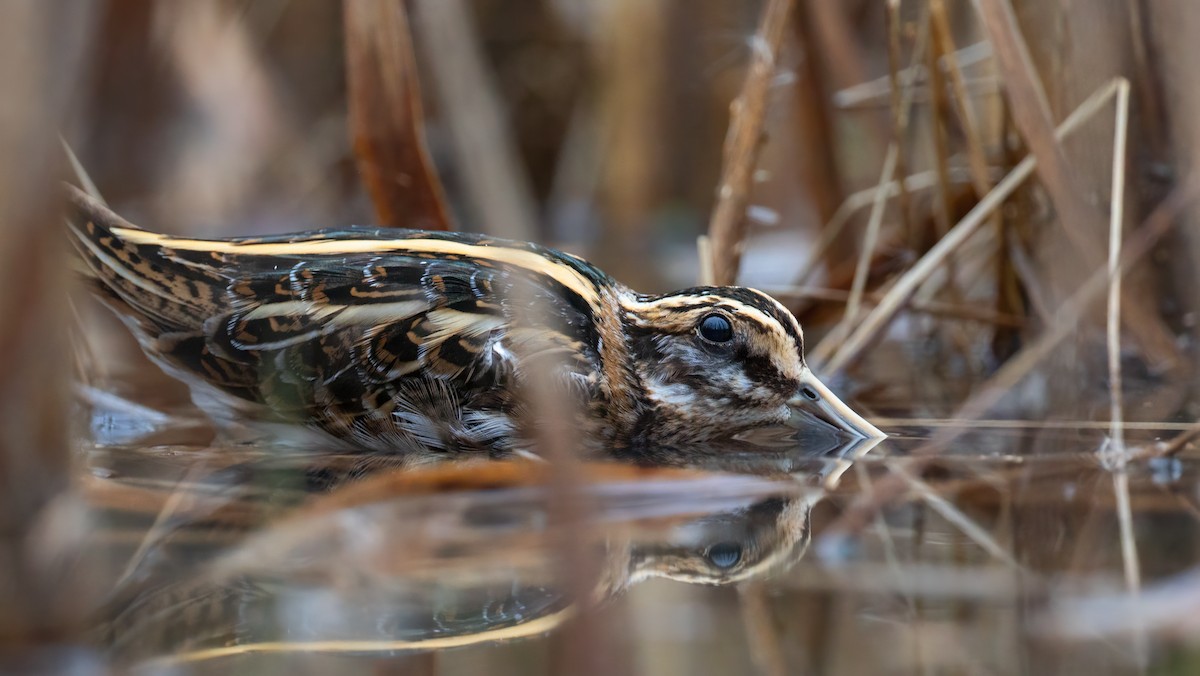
[7,0,1200,661]
[57,1,1200,425]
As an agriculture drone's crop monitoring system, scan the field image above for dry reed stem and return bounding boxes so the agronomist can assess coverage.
[1112,468,1147,663]
[62,140,106,389]
[971,0,1095,237]
[84,474,286,524]
[922,11,976,367]
[592,0,666,289]
[0,0,96,645]
[1101,83,1143,662]
[738,581,787,676]
[811,13,931,364]
[885,0,915,243]
[821,79,1128,375]
[844,143,898,326]
[1124,0,1166,156]
[832,41,993,108]
[61,138,104,206]
[844,8,928,318]
[852,461,911,616]
[837,79,1002,110]
[888,462,1021,569]
[973,0,1180,370]
[697,235,715,286]
[766,286,1025,327]
[1099,80,1142,662]
[792,168,987,287]
[927,20,956,237]
[503,252,611,675]
[113,462,208,590]
[1145,423,1200,458]
[806,0,881,132]
[414,0,537,241]
[706,0,796,285]
[821,174,1200,541]
[792,4,847,239]
[1106,80,1132,454]
[791,561,1035,598]
[344,0,453,231]
[929,2,992,198]
[140,610,576,669]
[873,418,1200,432]
[294,462,788,517]
[1004,226,1055,324]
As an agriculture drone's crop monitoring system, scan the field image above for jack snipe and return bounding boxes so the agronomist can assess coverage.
[68,187,883,461]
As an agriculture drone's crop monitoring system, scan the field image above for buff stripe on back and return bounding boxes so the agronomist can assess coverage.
[110,226,604,311]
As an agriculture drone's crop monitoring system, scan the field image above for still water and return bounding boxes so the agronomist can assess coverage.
[81,397,1200,675]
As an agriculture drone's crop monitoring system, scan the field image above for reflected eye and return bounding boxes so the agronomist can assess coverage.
[706,542,742,569]
[698,314,733,343]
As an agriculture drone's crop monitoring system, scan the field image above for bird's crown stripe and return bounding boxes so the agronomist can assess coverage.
[624,295,782,334]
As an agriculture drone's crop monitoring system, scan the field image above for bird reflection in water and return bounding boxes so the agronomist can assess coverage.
[91,433,879,667]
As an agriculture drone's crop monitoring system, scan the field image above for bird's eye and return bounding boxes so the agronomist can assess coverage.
[706,542,743,569]
[698,314,734,343]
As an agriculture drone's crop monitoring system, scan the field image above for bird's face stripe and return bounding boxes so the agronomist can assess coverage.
[623,294,783,338]
[744,286,804,345]
[110,227,602,310]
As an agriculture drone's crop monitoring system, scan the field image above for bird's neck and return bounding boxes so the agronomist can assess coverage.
[594,289,644,433]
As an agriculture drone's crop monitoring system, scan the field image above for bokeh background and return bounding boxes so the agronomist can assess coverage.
[6,0,1200,672]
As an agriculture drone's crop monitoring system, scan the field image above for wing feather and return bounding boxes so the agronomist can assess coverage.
[69,185,604,450]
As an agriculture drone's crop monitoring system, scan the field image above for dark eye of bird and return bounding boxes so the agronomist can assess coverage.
[697,314,734,343]
[706,542,743,569]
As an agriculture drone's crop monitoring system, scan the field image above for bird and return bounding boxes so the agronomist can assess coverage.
[67,185,883,463]
[96,488,813,661]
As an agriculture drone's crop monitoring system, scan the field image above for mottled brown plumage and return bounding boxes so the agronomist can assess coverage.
[67,186,882,462]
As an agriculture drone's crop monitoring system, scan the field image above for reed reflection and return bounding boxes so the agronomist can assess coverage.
[90,435,879,666]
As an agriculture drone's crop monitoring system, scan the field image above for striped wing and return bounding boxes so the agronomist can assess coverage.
[68,188,610,450]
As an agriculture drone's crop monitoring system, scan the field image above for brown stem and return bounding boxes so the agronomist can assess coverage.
[706,0,796,286]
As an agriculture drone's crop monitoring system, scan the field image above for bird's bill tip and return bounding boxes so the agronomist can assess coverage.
[786,371,886,439]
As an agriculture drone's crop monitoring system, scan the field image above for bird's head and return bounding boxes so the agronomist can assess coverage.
[618,286,883,445]
[625,496,814,586]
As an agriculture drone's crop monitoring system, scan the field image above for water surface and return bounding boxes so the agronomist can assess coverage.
[83,401,1200,675]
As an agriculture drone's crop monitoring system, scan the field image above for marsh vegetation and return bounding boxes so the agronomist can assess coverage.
[4,0,1200,673]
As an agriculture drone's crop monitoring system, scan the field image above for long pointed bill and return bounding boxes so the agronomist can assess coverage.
[786,369,886,439]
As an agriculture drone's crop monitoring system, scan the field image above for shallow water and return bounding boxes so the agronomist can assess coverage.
[81,400,1200,675]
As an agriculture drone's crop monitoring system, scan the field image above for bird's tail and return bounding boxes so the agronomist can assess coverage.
[65,185,215,336]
